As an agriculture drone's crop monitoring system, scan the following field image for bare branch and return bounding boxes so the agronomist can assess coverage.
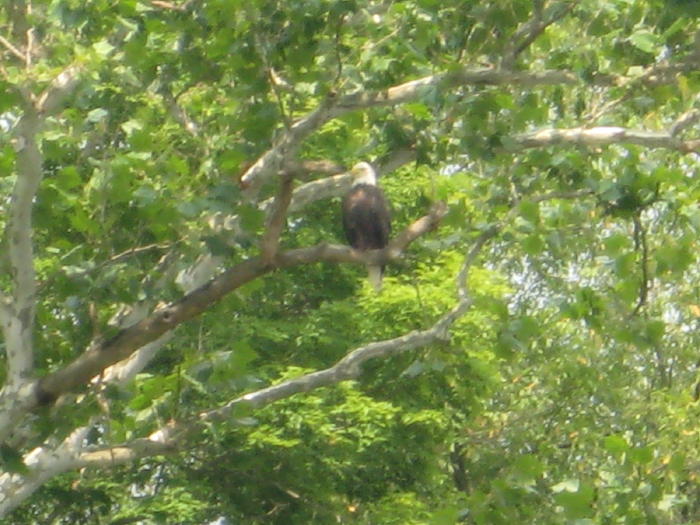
[260,175,295,265]
[0,426,176,516]
[670,108,700,137]
[77,436,177,468]
[204,221,491,422]
[4,108,42,383]
[36,65,82,114]
[0,34,25,62]
[511,126,700,153]
[239,68,580,195]
[34,205,447,406]
[282,159,346,179]
[281,148,415,214]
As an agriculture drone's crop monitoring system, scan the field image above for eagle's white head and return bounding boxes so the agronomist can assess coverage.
[350,162,377,186]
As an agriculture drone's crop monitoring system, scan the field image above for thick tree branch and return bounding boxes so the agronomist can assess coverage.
[204,222,492,422]
[32,204,447,407]
[0,215,473,515]
[4,108,42,384]
[77,436,177,468]
[0,427,176,516]
[36,65,82,114]
[511,126,700,153]
[2,65,84,388]
[0,427,89,516]
[260,175,295,265]
[239,68,580,195]
[207,150,415,267]
[275,148,415,215]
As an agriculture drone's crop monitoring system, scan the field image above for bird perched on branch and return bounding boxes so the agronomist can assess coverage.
[341,162,392,291]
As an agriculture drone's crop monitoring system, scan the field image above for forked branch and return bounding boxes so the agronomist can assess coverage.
[34,203,448,406]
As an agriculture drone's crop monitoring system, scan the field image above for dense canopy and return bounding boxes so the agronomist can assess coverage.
[2,0,700,523]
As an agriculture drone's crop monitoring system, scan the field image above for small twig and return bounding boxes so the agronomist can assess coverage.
[25,2,34,67]
[38,243,172,293]
[631,213,650,317]
[502,1,578,68]
[25,28,34,67]
[0,34,26,62]
[258,35,292,129]
[150,0,188,11]
[162,87,199,136]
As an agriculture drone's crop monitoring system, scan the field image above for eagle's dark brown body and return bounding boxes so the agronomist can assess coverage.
[342,184,391,251]
[342,174,391,291]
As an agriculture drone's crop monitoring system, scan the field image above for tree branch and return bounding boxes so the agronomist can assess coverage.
[4,108,42,384]
[0,426,176,516]
[161,87,199,136]
[207,150,415,266]
[511,126,700,153]
[2,65,83,389]
[77,436,177,468]
[35,65,82,115]
[0,427,89,516]
[0,34,25,62]
[273,148,415,216]
[670,108,700,137]
[32,204,447,407]
[240,57,700,196]
[239,68,580,195]
[0,215,472,515]
[204,222,492,422]
[260,175,295,265]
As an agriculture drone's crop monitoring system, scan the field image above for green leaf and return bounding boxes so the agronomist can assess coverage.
[238,203,265,233]
[604,435,629,455]
[553,481,594,519]
[522,234,545,255]
[93,39,115,57]
[519,200,540,224]
[629,446,653,465]
[513,454,544,480]
[629,30,658,53]
[552,479,579,493]
[86,108,108,123]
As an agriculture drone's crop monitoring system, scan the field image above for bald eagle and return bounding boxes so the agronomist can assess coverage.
[342,162,392,291]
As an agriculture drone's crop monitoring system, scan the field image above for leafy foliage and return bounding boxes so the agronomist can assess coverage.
[3,0,700,523]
